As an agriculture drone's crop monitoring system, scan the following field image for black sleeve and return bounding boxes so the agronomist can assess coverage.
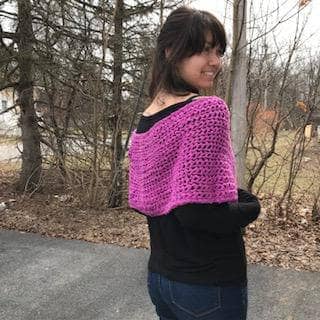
[236,189,261,227]
[174,189,261,234]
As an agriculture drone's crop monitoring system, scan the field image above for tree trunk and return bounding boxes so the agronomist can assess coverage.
[226,0,248,189]
[17,0,42,192]
[107,0,124,207]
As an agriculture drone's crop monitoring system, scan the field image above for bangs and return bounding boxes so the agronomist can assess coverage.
[184,11,226,56]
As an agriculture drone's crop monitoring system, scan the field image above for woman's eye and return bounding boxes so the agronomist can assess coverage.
[202,46,224,57]
[214,47,224,57]
[218,50,224,57]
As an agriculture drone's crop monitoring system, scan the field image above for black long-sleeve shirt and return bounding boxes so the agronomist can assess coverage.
[134,98,260,286]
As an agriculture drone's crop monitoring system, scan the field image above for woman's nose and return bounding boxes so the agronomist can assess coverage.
[209,52,221,66]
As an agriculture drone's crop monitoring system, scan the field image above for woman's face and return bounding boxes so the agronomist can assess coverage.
[177,33,223,90]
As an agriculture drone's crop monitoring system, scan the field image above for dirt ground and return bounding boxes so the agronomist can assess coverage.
[0,167,319,273]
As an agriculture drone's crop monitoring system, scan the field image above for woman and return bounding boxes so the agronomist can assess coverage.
[128,6,260,320]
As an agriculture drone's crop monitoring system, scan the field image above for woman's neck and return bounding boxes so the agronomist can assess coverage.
[153,91,197,108]
[143,91,199,117]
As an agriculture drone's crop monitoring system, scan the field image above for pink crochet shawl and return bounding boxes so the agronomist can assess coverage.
[128,96,238,217]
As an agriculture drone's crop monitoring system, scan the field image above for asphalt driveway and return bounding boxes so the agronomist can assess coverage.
[0,229,319,320]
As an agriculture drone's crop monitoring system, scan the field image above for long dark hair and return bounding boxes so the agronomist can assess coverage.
[149,6,227,99]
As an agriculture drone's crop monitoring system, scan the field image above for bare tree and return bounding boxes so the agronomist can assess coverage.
[244,0,319,219]
[107,0,124,208]
[16,0,42,191]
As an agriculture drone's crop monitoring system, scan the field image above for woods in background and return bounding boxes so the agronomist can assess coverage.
[0,0,319,221]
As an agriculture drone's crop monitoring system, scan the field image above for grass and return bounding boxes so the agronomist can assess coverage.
[0,135,20,145]
[247,129,320,197]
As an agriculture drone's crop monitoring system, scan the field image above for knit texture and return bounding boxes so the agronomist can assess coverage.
[128,96,238,216]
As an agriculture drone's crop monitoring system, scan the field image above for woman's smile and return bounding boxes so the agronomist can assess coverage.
[202,70,217,79]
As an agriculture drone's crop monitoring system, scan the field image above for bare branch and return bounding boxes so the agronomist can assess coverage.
[0,82,18,91]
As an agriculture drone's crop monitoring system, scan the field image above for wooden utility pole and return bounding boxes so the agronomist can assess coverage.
[226,0,248,188]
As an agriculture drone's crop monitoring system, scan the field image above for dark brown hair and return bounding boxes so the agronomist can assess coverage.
[149,6,227,99]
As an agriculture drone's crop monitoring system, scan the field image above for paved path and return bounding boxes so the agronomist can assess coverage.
[0,229,319,320]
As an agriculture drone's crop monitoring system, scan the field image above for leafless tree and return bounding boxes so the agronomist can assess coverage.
[245,0,319,218]
[1,0,185,207]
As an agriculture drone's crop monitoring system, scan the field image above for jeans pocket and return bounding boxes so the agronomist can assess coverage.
[169,280,221,318]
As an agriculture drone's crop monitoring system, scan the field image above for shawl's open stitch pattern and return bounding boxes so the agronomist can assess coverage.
[128,96,238,216]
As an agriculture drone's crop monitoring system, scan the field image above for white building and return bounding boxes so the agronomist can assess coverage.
[0,88,20,136]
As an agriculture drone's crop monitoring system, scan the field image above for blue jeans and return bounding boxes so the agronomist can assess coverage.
[147,272,247,320]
